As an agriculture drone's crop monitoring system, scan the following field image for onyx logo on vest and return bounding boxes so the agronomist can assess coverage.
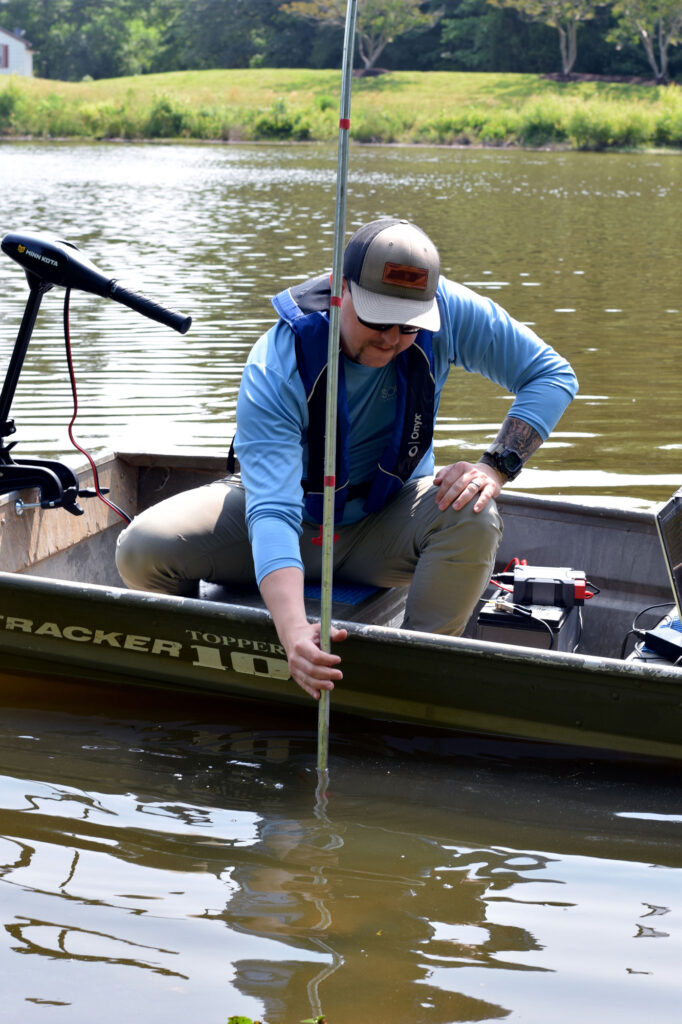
[409,413,423,458]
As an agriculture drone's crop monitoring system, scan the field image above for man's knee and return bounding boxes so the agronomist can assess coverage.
[115,514,198,594]
[116,518,167,591]
[115,520,145,590]
[456,498,501,551]
[115,480,251,594]
[429,496,502,561]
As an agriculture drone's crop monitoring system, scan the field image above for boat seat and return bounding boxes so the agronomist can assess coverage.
[199,579,407,626]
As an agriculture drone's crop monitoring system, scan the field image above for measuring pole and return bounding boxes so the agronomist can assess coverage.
[317,0,359,776]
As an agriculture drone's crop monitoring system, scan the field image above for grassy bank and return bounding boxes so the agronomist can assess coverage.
[1,68,681,150]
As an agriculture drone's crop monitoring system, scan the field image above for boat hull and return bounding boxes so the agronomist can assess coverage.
[1,449,680,761]
[1,566,681,761]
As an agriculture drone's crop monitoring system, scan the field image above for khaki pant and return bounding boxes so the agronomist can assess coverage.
[115,476,502,636]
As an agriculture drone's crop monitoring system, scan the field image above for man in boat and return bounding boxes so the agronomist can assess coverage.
[116,218,578,699]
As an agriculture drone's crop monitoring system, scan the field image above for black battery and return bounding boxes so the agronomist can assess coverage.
[477,594,581,652]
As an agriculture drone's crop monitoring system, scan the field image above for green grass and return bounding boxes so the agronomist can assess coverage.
[1,68,681,150]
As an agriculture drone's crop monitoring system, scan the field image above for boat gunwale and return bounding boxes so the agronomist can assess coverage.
[0,447,666,528]
[1,565,680,685]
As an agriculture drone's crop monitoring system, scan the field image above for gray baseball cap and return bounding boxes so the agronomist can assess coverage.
[343,218,441,331]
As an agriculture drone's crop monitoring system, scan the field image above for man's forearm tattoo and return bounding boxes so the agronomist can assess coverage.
[493,417,543,463]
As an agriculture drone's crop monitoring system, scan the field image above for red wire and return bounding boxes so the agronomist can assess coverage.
[502,556,527,572]
[488,556,526,591]
[63,290,131,524]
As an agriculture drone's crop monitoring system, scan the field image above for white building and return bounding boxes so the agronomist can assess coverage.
[0,26,33,76]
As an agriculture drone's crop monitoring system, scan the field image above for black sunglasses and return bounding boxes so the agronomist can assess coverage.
[356,314,420,335]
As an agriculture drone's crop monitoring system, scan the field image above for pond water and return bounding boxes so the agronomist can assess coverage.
[2,676,681,1024]
[0,142,681,1024]
[0,141,680,502]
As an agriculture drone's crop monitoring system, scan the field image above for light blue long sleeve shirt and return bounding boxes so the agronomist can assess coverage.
[235,277,578,585]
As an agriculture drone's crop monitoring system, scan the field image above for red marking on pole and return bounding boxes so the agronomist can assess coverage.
[330,295,342,308]
[339,117,351,129]
[312,525,339,546]
[324,476,336,487]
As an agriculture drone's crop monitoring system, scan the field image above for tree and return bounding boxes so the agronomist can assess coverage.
[607,0,682,81]
[0,0,170,79]
[279,0,444,72]
[486,0,604,74]
[157,0,277,71]
[439,0,560,71]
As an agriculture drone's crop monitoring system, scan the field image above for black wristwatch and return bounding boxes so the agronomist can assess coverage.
[479,444,524,482]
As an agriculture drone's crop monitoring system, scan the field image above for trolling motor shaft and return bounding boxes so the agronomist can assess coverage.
[0,231,192,515]
[0,270,84,513]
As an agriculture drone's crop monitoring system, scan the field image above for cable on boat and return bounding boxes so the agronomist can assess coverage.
[493,598,556,649]
[62,288,132,525]
[621,600,680,659]
[572,606,583,653]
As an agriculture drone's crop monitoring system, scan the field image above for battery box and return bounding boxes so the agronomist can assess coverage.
[511,565,588,607]
[477,565,586,652]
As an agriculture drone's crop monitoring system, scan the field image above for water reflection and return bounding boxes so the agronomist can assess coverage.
[0,680,680,1023]
[0,142,680,502]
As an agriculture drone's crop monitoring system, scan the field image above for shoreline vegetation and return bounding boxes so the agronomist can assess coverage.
[1,68,681,151]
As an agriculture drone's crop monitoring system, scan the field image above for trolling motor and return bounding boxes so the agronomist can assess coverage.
[0,232,191,515]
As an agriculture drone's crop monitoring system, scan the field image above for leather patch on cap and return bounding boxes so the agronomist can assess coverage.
[382,262,428,290]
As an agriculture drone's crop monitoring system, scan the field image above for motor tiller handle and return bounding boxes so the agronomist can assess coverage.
[106,281,191,334]
[1,231,191,334]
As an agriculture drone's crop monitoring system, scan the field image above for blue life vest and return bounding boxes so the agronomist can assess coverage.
[272,275,436,524]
